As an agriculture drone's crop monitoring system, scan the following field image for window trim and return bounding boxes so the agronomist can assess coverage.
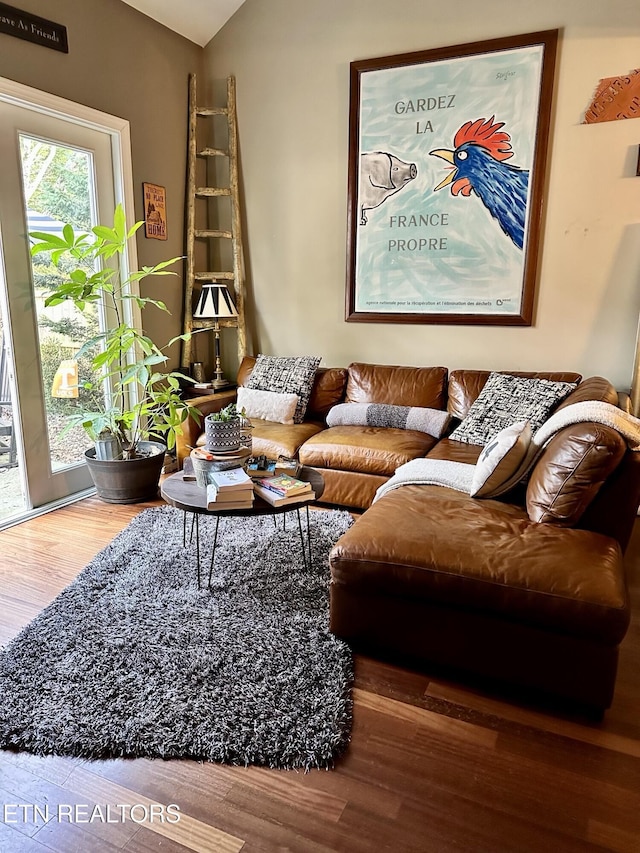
[0,75,141,330]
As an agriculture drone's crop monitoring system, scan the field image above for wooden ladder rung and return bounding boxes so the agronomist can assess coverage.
[195,229,233,239]
[196,107,228,116]
[196,187,231,197]
[197,147,227,158]
[194,271,235,281]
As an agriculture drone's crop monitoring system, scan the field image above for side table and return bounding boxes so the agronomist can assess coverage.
[182,385,237,401]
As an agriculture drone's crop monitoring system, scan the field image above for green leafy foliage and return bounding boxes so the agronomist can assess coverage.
[208,403,246,422]
[30,205,199,458]
[22,140,92,229]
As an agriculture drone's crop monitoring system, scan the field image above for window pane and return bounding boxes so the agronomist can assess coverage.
[19,136,101,473]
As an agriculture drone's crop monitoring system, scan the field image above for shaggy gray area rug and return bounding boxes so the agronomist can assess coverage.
[0,506,354,769]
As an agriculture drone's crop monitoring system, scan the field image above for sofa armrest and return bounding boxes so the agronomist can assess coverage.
[175,390,238,466]
[617,391,632,413]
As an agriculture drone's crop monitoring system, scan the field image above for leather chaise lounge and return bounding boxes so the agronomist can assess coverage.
[177,358,640,711]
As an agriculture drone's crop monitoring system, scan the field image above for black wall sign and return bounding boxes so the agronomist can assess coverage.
[0,2,68,53]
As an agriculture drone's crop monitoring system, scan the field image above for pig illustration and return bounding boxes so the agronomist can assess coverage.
[359,152,417,224]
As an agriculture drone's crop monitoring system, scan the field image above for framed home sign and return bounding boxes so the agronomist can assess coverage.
[345,30,558,325]
[143,182,167,240]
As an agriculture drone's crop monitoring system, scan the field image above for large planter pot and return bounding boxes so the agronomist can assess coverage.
[85,440,166,504]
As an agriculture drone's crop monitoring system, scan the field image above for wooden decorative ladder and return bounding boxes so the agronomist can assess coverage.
[181,73,247,371]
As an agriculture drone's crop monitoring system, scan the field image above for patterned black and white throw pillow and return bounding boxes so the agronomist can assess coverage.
[450,372,577,446]
[245,355,321,424]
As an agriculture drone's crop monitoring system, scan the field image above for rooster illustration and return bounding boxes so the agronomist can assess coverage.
[430,117,528,249]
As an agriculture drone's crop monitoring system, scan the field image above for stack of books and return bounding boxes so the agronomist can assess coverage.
[206,467,254,510]
[253,473,314,507]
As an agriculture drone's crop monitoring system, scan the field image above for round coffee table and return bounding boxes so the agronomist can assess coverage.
[161,465,324,588]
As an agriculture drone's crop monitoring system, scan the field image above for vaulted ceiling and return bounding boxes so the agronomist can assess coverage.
[120,0,246,48]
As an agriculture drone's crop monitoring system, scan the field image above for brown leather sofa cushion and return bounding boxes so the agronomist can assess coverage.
[299,425,438,476]
[317,468,387,509]
[248,418,325,460]
[346,363,448,409]
[526,423,627,525]
[447,369,583,420]
[555,376,619,411]
[330,484,629,644]
[426,437,483,465]
[308,367,348,420]
[237,355,256,387]
[237,356,347,421]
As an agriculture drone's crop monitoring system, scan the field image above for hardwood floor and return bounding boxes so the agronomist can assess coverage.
[0,495,639,852]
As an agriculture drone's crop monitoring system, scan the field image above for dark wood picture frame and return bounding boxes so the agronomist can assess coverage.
[346,30,558,326]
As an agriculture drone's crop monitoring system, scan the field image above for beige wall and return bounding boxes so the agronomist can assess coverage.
[204,0,640,390]
[0,0,202,366]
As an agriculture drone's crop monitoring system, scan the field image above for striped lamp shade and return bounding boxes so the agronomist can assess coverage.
[193,283,238,319]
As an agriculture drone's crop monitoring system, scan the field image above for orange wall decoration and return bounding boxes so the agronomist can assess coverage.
[583,69,640,123]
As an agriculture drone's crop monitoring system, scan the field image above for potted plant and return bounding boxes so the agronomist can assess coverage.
[204,403,243,452]
[30,205,199,503]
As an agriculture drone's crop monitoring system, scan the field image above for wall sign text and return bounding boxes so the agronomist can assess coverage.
[0,3,68,53]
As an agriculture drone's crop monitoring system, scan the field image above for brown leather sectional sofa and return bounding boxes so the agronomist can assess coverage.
[177,358,640,712]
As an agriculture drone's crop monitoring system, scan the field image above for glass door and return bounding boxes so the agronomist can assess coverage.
[0,84,133,525]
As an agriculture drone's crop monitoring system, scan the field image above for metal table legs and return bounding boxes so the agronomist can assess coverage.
[181,507,314,589]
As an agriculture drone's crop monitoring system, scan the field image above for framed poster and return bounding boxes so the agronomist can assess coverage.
[346,30,558,325]
[143,182,167,240]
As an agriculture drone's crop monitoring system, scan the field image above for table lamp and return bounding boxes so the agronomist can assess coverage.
[193,282,238,389]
